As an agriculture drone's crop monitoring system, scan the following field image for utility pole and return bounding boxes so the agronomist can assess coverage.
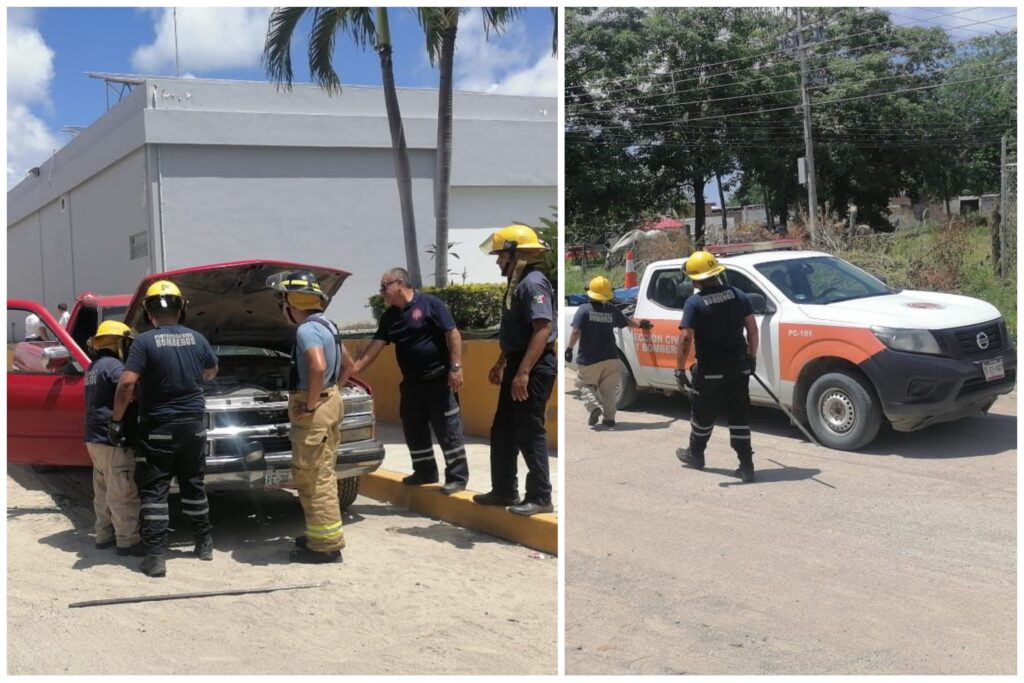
[999,134,1007,279]
[796,7,819,245]
[173,7,181,77]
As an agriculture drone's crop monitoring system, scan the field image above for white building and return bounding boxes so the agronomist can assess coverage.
[7,74,556,322]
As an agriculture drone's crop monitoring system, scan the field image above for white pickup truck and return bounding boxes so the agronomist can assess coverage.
[564,241,1016,450]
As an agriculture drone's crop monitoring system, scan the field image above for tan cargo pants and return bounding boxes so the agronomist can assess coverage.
[85,442,141,548]
[289,386,345,552]
[576,358,620,421]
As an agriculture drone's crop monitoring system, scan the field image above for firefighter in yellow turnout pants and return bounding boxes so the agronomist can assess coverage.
[269,270,353,563]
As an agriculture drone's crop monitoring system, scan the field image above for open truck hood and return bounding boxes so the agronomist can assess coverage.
[125,260,350,353]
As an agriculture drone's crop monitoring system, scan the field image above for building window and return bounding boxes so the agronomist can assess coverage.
[129,231,148,260]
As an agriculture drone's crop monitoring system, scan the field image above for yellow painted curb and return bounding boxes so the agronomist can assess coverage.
[360,469,558,556]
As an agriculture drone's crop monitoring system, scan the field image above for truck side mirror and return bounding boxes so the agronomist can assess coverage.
[747,293,775,315]
[41,345,73,372]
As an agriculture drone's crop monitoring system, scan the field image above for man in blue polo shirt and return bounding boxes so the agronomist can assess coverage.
[112,280,219,577]
[346,268,469,494]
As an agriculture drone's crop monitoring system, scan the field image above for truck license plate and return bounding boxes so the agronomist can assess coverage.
[264,468,292,489]
[981,358,1005,382]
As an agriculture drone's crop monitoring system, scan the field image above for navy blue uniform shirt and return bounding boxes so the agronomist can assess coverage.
[571,301,628,366]
[499,267,557,355]
[679,284,753,367]
[375,292,456,380]
[125,324,218,421]
[84,354,123,443]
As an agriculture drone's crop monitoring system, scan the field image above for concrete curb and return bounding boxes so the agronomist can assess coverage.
[360,470,558,556]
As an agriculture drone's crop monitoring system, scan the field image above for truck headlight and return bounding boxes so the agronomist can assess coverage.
[870,326,941,355]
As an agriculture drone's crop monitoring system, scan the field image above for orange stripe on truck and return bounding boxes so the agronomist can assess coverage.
[779,323,885,381]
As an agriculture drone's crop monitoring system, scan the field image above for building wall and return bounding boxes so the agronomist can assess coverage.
[157,144,437,323]
[6,149,150,310]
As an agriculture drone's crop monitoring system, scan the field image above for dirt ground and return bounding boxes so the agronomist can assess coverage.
[7,466,556,675]
[565,371,1016,675]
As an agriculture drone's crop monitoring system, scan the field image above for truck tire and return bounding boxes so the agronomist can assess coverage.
[805,371,882,451]
[616,355,638,410]
[338,476,360,510]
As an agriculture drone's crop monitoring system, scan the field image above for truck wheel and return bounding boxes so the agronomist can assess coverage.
[338,476,360,510]
[616,356,638,410]
[806,372,882,451]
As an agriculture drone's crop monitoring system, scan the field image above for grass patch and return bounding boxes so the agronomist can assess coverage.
[565,264,627,297]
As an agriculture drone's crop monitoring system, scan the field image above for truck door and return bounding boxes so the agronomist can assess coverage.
[630,267,695,389]
[7,303,91,466]
[721,267,781,404]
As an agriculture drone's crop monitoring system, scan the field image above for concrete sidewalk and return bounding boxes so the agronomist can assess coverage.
[374,420,560,505]
[361,420,559,555]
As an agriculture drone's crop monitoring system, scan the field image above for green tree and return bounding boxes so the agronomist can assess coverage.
[264,7,423,286]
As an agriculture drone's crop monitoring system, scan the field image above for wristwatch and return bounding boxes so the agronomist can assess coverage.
[450,363,463,372]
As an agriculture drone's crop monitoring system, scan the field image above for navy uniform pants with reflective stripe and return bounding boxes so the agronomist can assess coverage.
[399,377,469,485]
[688,362,754,466]
[134,416,211,555]
[490,351,556,504]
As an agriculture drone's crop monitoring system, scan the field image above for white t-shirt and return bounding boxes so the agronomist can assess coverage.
[59,311,70,328]
[25,314,45,339]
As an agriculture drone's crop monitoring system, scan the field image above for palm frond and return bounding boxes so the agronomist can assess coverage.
[307,8,346,95]
[481,7,523,39]
[415,8,456,66]
[263,7,310,90]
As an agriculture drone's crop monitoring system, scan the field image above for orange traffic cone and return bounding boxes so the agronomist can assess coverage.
[624,249,637,287]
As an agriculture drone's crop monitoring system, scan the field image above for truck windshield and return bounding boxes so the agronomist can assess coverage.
[755,256,892,305]
[100,306,128,322]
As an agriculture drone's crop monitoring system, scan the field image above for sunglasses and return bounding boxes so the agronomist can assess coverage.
[379,279,401,292]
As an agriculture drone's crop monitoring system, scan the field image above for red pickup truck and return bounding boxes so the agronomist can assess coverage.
[7,260,385,509]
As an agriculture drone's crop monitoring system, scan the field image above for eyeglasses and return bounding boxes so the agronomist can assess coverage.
[379,279,401,292]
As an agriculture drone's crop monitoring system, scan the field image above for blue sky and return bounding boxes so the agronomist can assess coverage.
[7,6,556,188]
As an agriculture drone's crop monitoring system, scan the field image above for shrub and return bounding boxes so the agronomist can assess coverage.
[368,283,506,330]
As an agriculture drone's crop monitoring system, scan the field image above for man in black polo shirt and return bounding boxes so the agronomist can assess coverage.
[474,224,556,516]
[673,251,760,482]
[345,268,469,494]
[111,280,219,577]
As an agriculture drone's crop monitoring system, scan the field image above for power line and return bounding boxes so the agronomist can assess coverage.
[567,58,1016,119]
[565,6,982,95]
[890,9,1017,37]
[567,28,1016,111]
[579,71,1015,130]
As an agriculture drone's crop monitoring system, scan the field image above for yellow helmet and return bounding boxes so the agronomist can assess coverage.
[586,276,614,302]
[683,250,726,281]
[479,224,548,256]
[145,280,182,299]
[87,321,134,353]
[286,291,325,311]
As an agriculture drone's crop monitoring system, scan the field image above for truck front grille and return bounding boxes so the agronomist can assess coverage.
[954,323,1003,356]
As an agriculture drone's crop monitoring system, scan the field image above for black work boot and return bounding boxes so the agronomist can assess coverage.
[473,490,522,506]
[295,535,308,549]
[602,418,616,428]
[195,534,214,561]
[141,554,167,578]
[402,471,440,486]
[117,542,146,557]
[588,408,602,426]
[676,447,705,470]
[95,538,116,550]
[509,500,554,516]
[735,463,756,483]
[441,481,467,495]
[289,547,342,564]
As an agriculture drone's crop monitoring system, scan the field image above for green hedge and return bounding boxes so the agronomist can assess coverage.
[368,283,506,330]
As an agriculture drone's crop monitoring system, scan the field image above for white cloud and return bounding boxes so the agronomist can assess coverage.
[131,7,273,74]
[7,14,60,190]
[453,8,556,97]
[892,7,1017,38]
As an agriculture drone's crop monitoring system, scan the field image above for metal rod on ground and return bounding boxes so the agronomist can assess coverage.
[750,372,821,447]
[68,582,326,609]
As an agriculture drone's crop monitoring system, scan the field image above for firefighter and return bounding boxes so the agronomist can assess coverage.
[473,224,556,516]
[268,270,353,564]
[84,321,142,556]
[111,280,219,577]
[674,251,760,482]
[344,268,469,494]
[565,275,651,428]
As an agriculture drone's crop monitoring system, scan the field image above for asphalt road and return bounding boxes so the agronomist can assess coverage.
[564,370,1016,675]
[7,465,556,675]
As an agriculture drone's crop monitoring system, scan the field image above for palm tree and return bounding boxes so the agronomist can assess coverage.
[264,7,423,287]
[418,8,528,286]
